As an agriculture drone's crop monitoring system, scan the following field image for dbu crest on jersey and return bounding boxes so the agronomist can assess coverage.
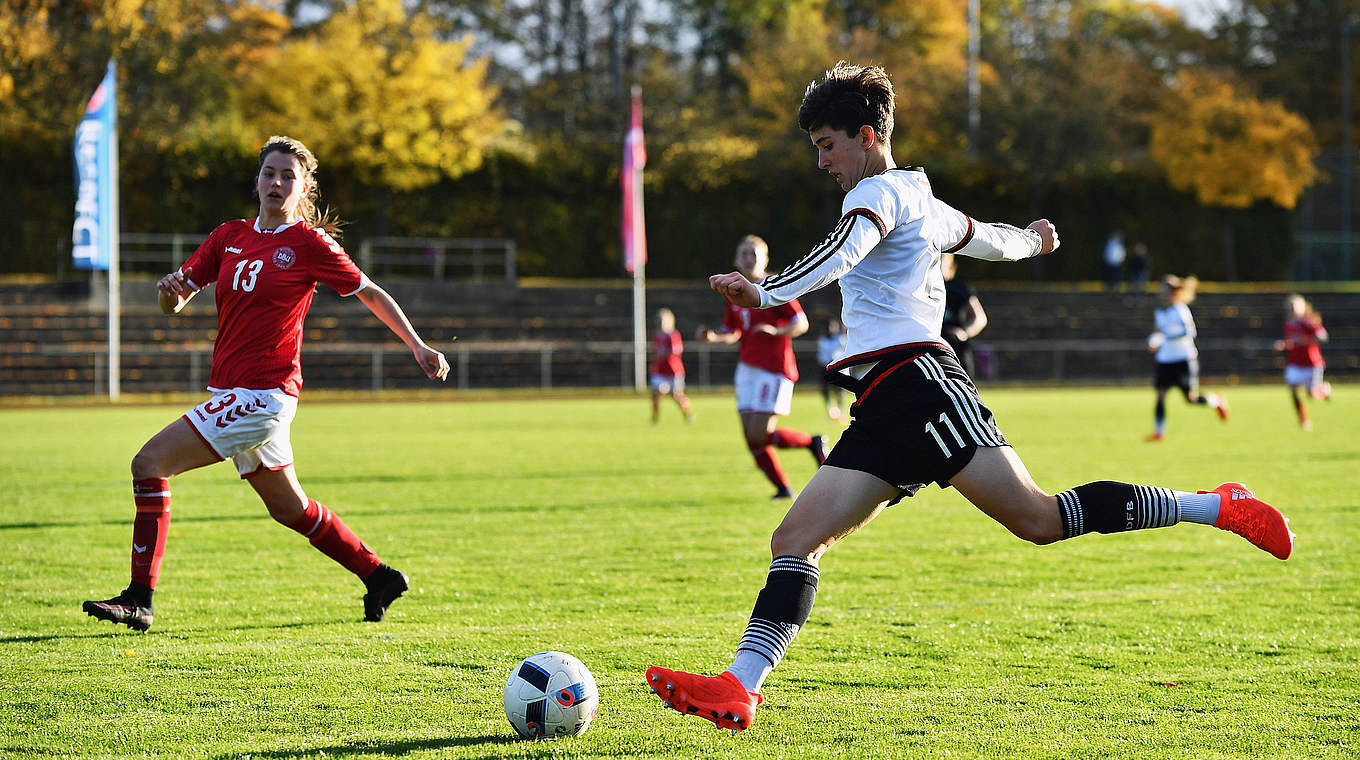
[272,246,296,269]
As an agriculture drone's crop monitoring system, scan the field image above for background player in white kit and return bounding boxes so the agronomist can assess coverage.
[1146,274,1228,441]
[83,136,449,631]
[645,63,1293,733]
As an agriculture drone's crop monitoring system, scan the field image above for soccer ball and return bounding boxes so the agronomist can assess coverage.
[503,651,599,739]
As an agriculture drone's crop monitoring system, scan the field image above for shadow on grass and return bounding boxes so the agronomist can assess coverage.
[213,734,520,759]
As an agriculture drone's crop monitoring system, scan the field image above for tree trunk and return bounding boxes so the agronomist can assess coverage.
[1220,208,1237,281]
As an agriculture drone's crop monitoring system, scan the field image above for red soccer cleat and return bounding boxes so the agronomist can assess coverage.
[1202,482,1293,560]
[645,667,763,732]
[1213,394,1230,421]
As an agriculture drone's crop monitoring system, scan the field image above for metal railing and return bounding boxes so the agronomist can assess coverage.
[113,234,517,284]
[356,237,516,283]
[10,337,1353,398]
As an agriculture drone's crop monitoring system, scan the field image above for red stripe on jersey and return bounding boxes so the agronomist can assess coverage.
[845,207,887,237]
[943,217,974,253]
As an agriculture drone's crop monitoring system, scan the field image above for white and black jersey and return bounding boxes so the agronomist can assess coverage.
[754,168,1042,372]
[1152,303,1198,363]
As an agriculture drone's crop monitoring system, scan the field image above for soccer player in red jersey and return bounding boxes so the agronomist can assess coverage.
[697,235,827,499]
[83,136,450,631]
[645,63,1293,734]
[1275,293,1331,430]
[650,308,694,423]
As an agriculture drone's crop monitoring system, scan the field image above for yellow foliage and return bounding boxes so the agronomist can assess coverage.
[239,0,508,189]
[1150,69,1320,209]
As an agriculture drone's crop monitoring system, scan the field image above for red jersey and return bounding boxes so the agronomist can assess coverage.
[651,330,685,377]
[181,218,367,397]
[721,297,804,381]
[1283,317,1325,368]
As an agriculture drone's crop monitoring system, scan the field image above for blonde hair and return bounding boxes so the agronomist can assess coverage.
[1161,274,1198,304]
[1286,293,1323,323]
[256,135,343,236]
[735,234,768,263]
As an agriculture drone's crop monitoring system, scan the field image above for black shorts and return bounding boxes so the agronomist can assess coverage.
[824,346,1008,505]
[1154,359,1198,391]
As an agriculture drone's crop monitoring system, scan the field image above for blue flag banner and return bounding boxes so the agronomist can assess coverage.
[73,60,117,271]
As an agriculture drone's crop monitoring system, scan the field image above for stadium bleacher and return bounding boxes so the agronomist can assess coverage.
[0,280,1353,396]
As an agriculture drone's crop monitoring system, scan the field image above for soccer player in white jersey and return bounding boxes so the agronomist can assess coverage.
[644,63,1293,733]
[1146,275,1228,441]
[83,136,450,631]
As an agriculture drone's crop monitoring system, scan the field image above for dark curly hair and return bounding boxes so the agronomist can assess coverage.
[255,135,344,236]
[797,62,895,145]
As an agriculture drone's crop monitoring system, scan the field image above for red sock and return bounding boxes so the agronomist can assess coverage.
[751,446,789,489]
[131,478,172,589]
[289,499,381,578]
[769,428,812,448]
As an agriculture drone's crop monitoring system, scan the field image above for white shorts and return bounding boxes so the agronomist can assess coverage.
[183,387,298,477]
[734,362,794,416]
[1284,365,1324,388]
[650,373,685,393]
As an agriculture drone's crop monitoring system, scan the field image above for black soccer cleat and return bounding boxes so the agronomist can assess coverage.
[83,590,154,632]
[362,565,409,622]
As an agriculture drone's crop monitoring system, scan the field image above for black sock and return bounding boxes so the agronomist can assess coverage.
[1155,397,1166,426]
[736,556,819,668]
[126,581,153,607]
[1055,481,1179,539]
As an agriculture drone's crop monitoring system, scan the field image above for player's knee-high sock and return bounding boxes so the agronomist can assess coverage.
[1054,481,1221,539]
[751,446,789,489]
[726,556,819,692]
[130,478,171,600]
[287,499,381,577]
[769,429,812,448]
[1154,398,1167,435]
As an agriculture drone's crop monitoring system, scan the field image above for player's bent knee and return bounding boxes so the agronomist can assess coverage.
[264,496,307,526]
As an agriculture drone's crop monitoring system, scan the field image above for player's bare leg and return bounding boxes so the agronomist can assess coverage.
[84,420,220,631]
[951,445,1291,558]
[247,465,408,621]
[646,467,898,731]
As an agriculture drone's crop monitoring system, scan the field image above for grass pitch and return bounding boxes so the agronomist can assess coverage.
[1,385,1356,759]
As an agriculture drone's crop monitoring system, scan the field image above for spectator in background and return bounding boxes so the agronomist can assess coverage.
[940,252,988,378]
[816,316,848,422]
[1103,230,1125,290]
[1127,242,1150,293]
[697,235,827,500]
[651,307,695,423]
[1275,293,1330,430]
[1146,275,1228,441]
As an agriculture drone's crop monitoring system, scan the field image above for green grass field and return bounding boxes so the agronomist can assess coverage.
[2,385,1357,759]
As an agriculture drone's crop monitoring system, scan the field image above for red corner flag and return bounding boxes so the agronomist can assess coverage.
[621,86,647,273]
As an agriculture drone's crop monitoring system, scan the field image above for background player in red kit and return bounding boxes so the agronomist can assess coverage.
[650,308,695,423]
[697,235,827,499]
[83,136,450,631]
[1275,293,1331,430]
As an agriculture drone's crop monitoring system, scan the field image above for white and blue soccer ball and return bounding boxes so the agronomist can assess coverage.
[503,651,599,739]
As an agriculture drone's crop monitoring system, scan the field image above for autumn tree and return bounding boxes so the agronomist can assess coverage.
[1150,69,1320,278]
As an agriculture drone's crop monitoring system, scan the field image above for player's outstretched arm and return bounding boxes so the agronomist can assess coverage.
[710,271,762,308]
[355,282,450,381]
[157,266,198,314]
